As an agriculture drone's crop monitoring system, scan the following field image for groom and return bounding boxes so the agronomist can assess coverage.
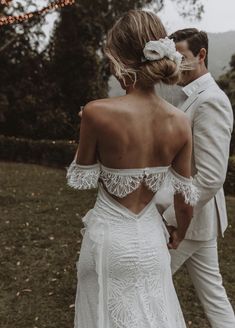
[156,28,235,327]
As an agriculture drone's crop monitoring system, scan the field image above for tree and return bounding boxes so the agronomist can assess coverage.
[150,0,204,19]
[218,54,235,155]
[230,54,235,70]
[0,2,71,139]
[47,0,155,139]
[0,0,204,140]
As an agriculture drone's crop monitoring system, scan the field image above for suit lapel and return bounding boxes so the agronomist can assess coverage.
[180,76,216,112]
[180,93,199,112]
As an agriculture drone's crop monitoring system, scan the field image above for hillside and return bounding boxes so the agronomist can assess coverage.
[208,31,235,79]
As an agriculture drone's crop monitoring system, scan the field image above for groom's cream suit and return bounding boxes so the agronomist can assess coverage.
[156,73,235,327]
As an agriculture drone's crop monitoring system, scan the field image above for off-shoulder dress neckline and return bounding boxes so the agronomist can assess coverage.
[73,160,191,180]
[74,160,170,171]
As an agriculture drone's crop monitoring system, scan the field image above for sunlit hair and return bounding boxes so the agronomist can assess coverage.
[104,10,181,88]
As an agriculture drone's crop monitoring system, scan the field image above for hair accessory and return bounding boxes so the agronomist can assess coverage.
[142,37,182,66]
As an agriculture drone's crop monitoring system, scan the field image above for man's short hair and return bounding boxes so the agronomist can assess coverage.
[169,28,208,68]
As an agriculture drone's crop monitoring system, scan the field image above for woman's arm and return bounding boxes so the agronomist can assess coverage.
[75,102,98,165]
[168,117,194,249]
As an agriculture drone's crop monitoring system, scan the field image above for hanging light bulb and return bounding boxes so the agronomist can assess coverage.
[0,0,75,26]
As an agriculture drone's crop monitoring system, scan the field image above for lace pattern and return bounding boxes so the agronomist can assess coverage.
[167,168,200,206]
[144,171,168,193]
[100,171,143,198]
[107,207,170,328]
[66,160,100,190]
[66,161,200,205]
[74,182,188,328]
[100,170,168,198]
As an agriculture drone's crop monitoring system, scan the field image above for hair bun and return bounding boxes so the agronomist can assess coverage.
[138,58,180,86]
[105,10,181,87]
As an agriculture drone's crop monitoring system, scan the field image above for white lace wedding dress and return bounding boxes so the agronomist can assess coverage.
[67,160,199,328]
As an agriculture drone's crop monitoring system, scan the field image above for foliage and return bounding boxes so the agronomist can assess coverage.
[0,0,204,140]
[0,1,46,51]
[224,156,235,195]
[173,0,204,19]
[0,1,66,139]
[150,0,204,19]
[230,54,235,70]
[217,55,235,155]
[47,0,155,138]
[0,135,76,167]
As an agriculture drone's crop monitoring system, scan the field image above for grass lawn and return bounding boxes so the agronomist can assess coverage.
[0,162,234,328]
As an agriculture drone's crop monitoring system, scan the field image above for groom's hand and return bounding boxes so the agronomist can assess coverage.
[166,225,177,236]
[167,228,184,250]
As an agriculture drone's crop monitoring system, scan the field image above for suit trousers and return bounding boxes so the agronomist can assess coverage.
[170,238,235,327]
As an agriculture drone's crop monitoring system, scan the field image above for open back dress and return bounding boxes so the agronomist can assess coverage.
[67,159,199,328]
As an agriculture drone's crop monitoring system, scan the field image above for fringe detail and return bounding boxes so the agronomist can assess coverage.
[66,160,200,206]
[168,169,200,206]
[100,172,143,198]
[145,172,168,193]
[66,160,100,190]
[100,170,169,198]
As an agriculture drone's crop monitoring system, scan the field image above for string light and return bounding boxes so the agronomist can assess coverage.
[0,0,12,4]
[0,0,75,26]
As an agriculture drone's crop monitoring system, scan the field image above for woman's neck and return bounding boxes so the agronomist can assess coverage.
[125,84,156,96]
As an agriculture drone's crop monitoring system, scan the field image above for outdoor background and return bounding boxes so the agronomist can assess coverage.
[0,1,234,327]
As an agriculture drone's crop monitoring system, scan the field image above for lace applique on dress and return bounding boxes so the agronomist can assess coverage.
[167,168,200,206]
[144,170,168,193]
[100,172,143,198]
[100,166,169,198]
[66,161,200,205]
[107,211,170,328]
[66,160,100,190]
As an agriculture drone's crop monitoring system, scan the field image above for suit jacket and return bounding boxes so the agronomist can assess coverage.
[156,74,234,241]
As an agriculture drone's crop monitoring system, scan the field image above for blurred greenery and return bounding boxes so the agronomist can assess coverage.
[0,0,204,141]
[0,162,234,328]
[218,55,235,155]
[224,156,235,195]
[0,135,77,167]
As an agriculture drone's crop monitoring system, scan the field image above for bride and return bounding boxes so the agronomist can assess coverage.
[67,9,199,328]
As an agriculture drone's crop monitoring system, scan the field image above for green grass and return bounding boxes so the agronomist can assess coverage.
[0,162,234,328]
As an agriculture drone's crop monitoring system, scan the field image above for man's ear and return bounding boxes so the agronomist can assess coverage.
[198,48,207,64]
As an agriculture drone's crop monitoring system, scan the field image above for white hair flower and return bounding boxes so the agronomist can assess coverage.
[142,37,182,66]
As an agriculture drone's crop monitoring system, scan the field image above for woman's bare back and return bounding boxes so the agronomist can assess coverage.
[77,91,191,213]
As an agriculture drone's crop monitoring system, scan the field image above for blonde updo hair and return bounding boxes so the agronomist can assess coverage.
[104,10,181,87]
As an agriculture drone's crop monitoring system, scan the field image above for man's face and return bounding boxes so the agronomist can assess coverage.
[175,40,200,86]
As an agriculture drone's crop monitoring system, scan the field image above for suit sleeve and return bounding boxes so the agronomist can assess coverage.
[192,94,233,214]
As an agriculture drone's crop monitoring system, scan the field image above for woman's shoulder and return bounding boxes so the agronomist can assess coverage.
[83,96,126,118]
[164,104,191,139]
[163,100,189,122]
[171,105,189,123]
[85,96,125,110]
